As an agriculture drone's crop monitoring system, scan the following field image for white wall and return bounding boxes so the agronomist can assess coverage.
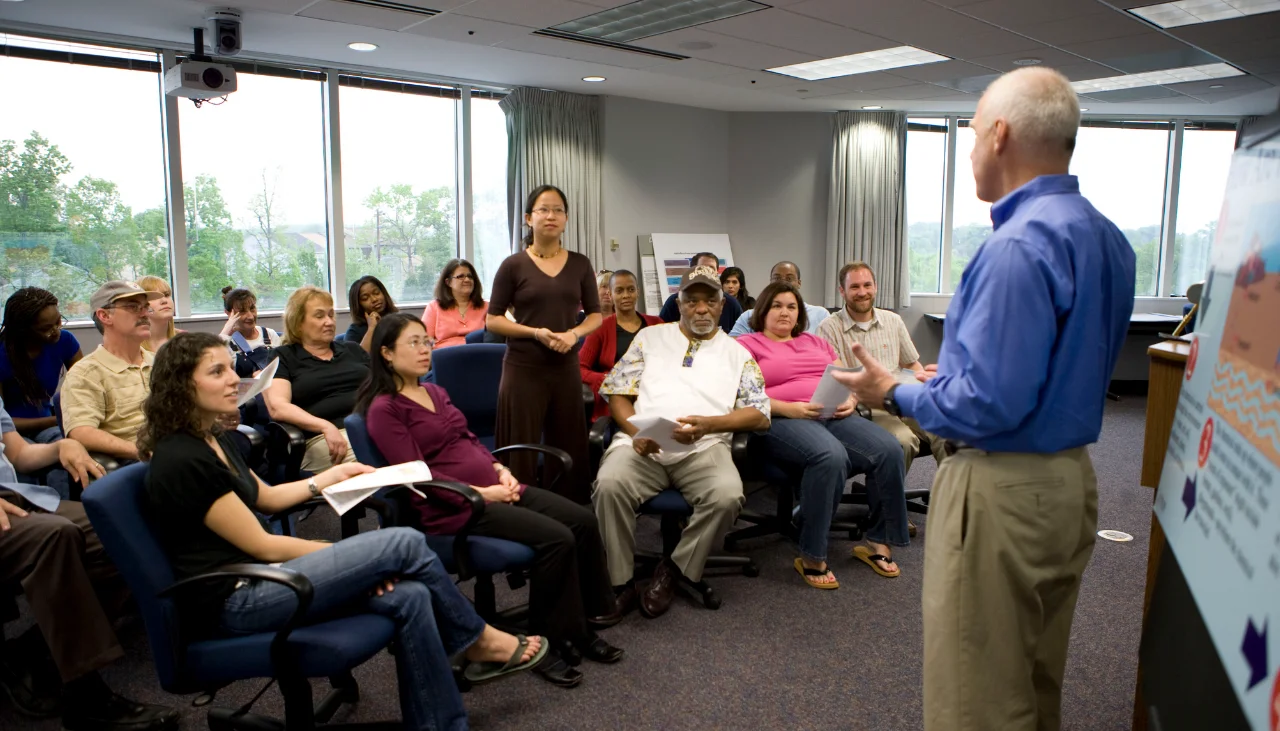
[601,96,730,280]
[727,113,832,307]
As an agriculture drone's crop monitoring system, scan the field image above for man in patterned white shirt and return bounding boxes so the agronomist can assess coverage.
[594,265,770,619]
[818,262,946,473]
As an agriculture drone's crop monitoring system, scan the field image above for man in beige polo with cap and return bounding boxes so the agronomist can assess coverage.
[60,281,163,464]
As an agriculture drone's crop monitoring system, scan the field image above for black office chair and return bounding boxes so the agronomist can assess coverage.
[588,416,758,610]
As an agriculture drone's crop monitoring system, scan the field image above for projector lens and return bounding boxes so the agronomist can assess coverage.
[202,68,224,89]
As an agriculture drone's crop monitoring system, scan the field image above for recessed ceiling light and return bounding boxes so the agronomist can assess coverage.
[768,45,950,81]
[554,0,768,44]
[1079,107,1090,111]
[1013,57,1042,66]
[862,105,883,109]
[582,76,607,82]
[348,42,378,52]
[1128,0,1280,29]
[1209,83,1225,88]
[1070,63,1244,93]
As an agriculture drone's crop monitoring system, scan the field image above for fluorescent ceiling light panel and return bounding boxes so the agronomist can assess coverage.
[1129,0,1280,28]
[768,46,950,81]
[552,0,767,44]
[1070,63,1244,93]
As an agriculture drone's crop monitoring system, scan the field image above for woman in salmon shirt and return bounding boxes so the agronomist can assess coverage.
[361,313,623,689]
[578,270,660,422]
[423,259,487,349]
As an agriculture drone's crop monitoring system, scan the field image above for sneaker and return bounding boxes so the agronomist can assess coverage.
[60,690,179,731]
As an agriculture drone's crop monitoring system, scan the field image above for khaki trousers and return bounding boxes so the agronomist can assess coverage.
[592,441,744,584]
[301,428,357,473]
[923,447,1098,731]
[870,409,948,472]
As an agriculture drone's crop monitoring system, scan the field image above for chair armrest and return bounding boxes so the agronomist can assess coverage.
[386,481,487,580]
[159,563,314,671]
[90,453,121,473]
[491,444,573,478]
[730,432,750,468]
[236,424,264,449]
[266,422,308,482]
[588,415,614,452]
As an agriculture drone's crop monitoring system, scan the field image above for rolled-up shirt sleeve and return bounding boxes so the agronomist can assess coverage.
[896,237,1058,443]
[600,338,644,397]
[734,359,770,420]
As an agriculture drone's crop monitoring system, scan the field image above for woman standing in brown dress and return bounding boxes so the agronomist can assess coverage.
[486,185,601,503]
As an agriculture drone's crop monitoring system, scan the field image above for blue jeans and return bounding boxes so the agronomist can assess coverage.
[761,415,909,561]
[220,527,483,731]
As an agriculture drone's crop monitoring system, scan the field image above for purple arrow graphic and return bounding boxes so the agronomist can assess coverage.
[1182,473,1197,520]
[1242,618,1268,690]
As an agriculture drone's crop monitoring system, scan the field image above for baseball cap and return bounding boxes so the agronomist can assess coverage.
[90,280,162,312]
[678,265,722,295]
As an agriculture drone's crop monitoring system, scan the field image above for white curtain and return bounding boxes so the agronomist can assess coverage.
[500,88,604,267]
[826,111,909,309]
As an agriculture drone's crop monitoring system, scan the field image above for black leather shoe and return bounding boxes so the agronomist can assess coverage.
[578,635,624,664]
[0,652,59,718]
[559,639,583,667]
[587,596,625,629]
[611,584,639,618]
[532,655,583,688]
[640,561,678,618]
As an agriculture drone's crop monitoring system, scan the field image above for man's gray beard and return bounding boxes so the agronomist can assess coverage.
[690,320,716,336]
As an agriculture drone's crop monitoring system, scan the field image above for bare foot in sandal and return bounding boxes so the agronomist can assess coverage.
[853,542,900,577]
[799,558,838,586]
[465,626,543,665]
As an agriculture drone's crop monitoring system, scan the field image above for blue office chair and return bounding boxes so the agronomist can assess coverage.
[431,344,505,450]
[463,329,486,345]
[344,412,577,624]
[588,416,758,610]
[82,463,401,731]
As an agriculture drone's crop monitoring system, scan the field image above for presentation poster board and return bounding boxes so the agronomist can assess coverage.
[639,255,663,315]
[1152,135,1280,730]
[648,233,735,298]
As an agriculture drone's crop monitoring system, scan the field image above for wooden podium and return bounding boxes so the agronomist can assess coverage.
[1133,339,1190,731]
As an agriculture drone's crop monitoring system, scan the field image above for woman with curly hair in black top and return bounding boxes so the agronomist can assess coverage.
[139,331,546,730]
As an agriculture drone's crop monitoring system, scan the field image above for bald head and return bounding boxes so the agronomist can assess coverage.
[970,67,1080,202]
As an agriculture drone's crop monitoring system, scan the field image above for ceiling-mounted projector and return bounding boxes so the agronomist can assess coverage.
[165,27,237,101]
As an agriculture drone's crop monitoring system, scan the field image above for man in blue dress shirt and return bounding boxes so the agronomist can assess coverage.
[836,67,1136,731]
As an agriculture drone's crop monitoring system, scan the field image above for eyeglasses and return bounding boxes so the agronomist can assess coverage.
[449,273,475,281]
[532,207,567,217]
[400,338,432,351]
[107,302,153,314]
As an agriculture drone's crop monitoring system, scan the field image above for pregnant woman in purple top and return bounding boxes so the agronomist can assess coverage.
[359,314,623,688]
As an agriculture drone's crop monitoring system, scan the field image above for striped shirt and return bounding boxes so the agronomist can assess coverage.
[816,307,920,370]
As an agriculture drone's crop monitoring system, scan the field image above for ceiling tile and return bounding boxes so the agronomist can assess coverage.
[573,0,637,7]
[763,80,856,98]
[1011,11,1152,46]
[229,0,319,14]
[1080,86,1191,102]
[494,32,670,70]
[633,27,820,68]
[1167,13,1280,47]
[858,82,958,100]
[1164,74,1274,96]
[693,8,892,57]
[450,0,602,28]
[1237,55,1280,75]
[888,59,999,83]
[1061,33,1220,73]
[789,0,1007,50]
[918,28,1046,60]
[964,47,1088,74]
[712,69,800,88]
[813,70,927,92]
[297,0,431,31]
[401,14,535,45]
[642,58,746,79]
[1053,60,1129,81]
[955,0,1100,26]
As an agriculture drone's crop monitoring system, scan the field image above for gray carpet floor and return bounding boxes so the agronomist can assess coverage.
[2,396,1154,730]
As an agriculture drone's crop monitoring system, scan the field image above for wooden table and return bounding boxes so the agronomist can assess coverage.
[1132,339,1190,731]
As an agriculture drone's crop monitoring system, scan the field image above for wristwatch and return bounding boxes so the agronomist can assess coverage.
[307,477,320,497]
[883,384,902,417]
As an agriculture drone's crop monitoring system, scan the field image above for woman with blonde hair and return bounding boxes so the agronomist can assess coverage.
[263,286,370,471]
[137,275,180,353]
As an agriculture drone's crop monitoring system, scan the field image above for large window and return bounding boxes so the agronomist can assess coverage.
[1173,125,1236,295]
[340,78,458,304]
[910,116,1237,297]
[471,97,510,296]
[178,69,329,313]
[905,119,947,294]
[0,39,171,318]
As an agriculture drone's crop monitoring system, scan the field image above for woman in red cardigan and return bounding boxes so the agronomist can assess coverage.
[578,270,662,421]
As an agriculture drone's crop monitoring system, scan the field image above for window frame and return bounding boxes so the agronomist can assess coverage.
[2,31,509,322]
[908,114,1240,298]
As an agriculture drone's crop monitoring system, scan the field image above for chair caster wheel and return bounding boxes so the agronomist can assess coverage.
[702,590,721,610]
[742,563,759,578]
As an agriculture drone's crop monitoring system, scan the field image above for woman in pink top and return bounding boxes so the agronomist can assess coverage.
[361,314,623,689]
[423,259,487,349]
[737,282,908,589]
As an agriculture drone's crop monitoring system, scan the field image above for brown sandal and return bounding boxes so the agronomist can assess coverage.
[853,545,900,578]
[793,557,839,590]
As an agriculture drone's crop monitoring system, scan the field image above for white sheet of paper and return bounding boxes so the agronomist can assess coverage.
[627,415,696,455]
[811,364,861,419]
[236,356,280,407]
[321,461,432,516]
[895,368,923,385]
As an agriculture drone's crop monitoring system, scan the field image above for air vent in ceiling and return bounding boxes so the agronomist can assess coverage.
[551,0,768,43]
[533,29,689,60]
[333,0,440,18]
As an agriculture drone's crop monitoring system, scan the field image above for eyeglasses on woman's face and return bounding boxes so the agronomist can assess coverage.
[449,273,475,282]
[531,207,566,218]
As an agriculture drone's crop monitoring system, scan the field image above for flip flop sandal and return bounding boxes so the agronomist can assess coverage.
[464,634,549,684]
[853,545,900,578]
[793,557,839,590]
